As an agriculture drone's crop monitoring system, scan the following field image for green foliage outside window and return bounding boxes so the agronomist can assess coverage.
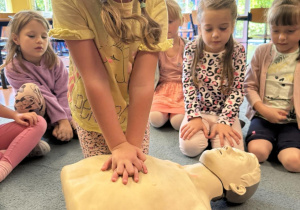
[177,0,197,13]
[175,0,273,40]
[35,0,45,11]
[248,0,273,38]
[0,0,6,12]
[235,0,246,39]
[250,0,272,8]
[35,0,52,11]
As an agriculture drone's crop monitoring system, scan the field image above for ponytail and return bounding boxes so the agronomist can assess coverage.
[191,37,204,86]
[221,35,234,95]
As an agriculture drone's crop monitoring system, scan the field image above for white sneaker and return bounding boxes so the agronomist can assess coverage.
[28,140,51,157]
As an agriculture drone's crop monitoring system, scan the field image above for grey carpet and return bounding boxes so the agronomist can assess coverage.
[0,100,300,210]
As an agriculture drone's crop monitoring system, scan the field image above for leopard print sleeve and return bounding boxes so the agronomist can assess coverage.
[217,43,246,126]
[182,40,202,120]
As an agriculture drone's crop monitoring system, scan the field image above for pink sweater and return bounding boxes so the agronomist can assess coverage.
[244,43,300,129]
[5,56,71,124]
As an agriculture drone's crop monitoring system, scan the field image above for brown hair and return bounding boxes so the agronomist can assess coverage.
[3,10,58,72]
[192,0,237,95]
[166,0,182,24]
[267,0,300,61]
[100,0,162,50]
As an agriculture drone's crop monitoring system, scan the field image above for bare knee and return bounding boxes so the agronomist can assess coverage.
[279,149,300,172]
[282,158,300,172]
[247,140,272,162]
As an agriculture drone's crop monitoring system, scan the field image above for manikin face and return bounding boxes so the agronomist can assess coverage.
[270,24,300,54]
[198,9,234,53]
[13,20,49,66]
[168,16,182,39]
[200,146,260,190]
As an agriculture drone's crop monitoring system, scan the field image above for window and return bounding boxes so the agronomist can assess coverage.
[177,0,198,13]
[34,0,52,11]
[235,0,249,39]
[0,0,7,12]
[176,0,250,41]
[248,0,273,39]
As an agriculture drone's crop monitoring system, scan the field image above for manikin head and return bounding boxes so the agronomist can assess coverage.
[200,146,261,203]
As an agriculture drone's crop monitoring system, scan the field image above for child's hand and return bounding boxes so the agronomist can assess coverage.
[101,142,148,185]
[180,118,209,140]
[14,112,39,127]
[208,123,241,147]
[52,119,73,141]
[101,156,147,185]
[260,107,288,123]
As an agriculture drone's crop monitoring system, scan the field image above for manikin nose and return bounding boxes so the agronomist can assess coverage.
[223,146,233,153]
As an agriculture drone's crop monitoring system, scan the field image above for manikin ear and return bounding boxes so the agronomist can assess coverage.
[228,183,246,195]
[12,33,20,45]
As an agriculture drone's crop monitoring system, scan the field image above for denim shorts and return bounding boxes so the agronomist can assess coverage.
[245,117,300,152]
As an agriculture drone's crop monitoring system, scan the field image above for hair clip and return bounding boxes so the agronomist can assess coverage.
[140,2,146,8]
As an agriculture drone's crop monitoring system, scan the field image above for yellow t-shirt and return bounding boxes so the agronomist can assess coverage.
[49,0,172,132]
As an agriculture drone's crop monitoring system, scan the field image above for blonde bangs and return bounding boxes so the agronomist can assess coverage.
[166,0,182,21]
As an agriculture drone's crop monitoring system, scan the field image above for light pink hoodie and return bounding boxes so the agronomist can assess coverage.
[244,43,300,129]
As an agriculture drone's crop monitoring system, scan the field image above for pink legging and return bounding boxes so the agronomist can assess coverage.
[0,116,47,168]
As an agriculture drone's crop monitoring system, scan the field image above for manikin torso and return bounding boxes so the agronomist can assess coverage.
[60,147,260,210]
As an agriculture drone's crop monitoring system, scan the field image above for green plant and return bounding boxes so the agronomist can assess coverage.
[249,0,272,37]
[250,0,272,8]
[0,0,6,12]
[35,0,52,11]
[35,0,45,11]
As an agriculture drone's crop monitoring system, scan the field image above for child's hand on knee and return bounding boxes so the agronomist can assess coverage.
[208,123,241,147]
[180,118,209,140]
[52,119,73,141]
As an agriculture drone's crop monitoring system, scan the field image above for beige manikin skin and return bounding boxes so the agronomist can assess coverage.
[61,146,260,210]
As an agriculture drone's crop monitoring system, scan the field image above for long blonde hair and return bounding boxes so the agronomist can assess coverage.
[267,0,300,61]
[166,0,182,24]
[100,0,162,50]
[192,0,237,95]
[3,10,58,72]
